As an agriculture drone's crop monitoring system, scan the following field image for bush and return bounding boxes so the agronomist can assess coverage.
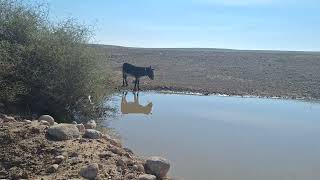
[0,0,115,121]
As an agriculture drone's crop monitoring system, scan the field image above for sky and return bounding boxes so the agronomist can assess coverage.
[44,0,320,51]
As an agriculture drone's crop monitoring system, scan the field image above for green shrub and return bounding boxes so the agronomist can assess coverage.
[0,0,115,121]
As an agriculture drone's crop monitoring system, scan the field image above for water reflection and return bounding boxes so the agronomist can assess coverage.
[121,92,153,115]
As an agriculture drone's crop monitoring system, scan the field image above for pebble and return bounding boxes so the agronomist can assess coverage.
[138,174,157,180]
[47,164,59,173]
[40,120,50,126]
[54,155,65,164]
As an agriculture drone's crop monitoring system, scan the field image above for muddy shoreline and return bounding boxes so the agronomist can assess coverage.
[118,85,319,101]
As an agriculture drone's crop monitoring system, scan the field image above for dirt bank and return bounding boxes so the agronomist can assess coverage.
[0,115,171,180]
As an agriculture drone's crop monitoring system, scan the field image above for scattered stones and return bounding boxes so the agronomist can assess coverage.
[145,156,170,178]
[84,129,102,139]
[47,124,80,140]
[47,164,59,173]
[84,120,97,129]
[79,163,99,179]
[54,155,65,164]
[39,115,55,125]
[76,123,85,133]
[40,120,50,126]
[138,174,157,180]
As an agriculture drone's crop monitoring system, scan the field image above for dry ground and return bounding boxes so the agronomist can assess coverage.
[95,45,320,99]
[0,120,153,180]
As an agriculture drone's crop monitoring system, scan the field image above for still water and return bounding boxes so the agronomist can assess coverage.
[106,92,320,180]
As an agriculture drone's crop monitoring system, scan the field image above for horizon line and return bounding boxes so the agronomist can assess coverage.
[90,43,320,53]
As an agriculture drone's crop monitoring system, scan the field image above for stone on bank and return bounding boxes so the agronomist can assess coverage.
[47,124,80,140]
[145,156,170,178]
[79,163,99,179]
[38,115,55,125]
[84,129,102,139]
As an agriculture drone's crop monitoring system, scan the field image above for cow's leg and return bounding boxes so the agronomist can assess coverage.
[137,79,140,91]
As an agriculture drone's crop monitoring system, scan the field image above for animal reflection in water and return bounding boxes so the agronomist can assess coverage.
[121,92,153,115]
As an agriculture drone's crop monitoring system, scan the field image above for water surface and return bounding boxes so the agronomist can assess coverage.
[106,92,320,180]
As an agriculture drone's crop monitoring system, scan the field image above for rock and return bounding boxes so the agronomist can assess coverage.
[39,115,55,125]
[54,155,65,164]
[47,164,59,173]
[136,164,145,172]
[40,120,50,126]
[102,134,122,147]
[84,129,102,139]
[54,122,58,125]
[76,123,85,133]
[84,120,97,129]
[109,146,123,155]
[72,121,77,124]
[138,174,157,180]
[79,163,99,179]
[125,173,135,179]
[23,119,32,124]
[3,115,16,123]
[116,159,126,167]
[145,156,170,178]
[47,124,80,140]
[69,157,81,165]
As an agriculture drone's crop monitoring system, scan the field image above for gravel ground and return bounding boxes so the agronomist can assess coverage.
[95,45,320,100]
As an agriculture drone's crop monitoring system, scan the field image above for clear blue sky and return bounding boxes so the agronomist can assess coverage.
[45,0,320,51]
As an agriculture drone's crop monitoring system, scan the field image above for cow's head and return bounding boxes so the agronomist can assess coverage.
[147,66,154,80]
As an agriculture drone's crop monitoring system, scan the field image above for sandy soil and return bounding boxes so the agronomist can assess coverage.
[95,45,320,100]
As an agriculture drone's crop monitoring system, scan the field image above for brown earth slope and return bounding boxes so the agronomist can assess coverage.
[0,118,170,180]
[94,45,320,99]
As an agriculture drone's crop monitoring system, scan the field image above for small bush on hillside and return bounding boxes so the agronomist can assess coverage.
[0,0,114,121]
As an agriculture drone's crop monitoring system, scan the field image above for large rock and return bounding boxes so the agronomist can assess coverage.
[145,156,170,178]
[39,115,55,125]
[47,124,80,140]
[138,174,157,180]
[84,129,102,139]
[79,163,99,179]
[84,120,97,129]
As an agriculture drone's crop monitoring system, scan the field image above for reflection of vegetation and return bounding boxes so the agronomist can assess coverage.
[0,0,115,122]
